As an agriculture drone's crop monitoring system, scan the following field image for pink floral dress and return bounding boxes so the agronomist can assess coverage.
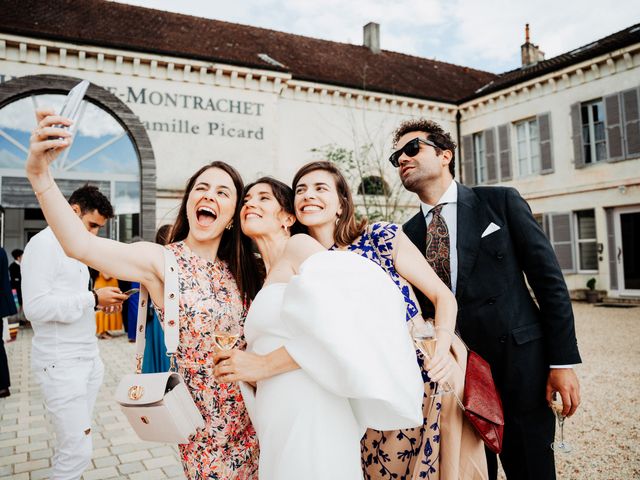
[164,242,259,479]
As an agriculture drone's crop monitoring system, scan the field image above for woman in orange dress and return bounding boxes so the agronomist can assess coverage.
[94,271,123,338]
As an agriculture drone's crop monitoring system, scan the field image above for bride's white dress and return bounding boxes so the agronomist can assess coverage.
[239,251,423,480]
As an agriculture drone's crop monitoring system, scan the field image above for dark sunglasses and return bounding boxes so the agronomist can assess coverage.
[389,138,441,167]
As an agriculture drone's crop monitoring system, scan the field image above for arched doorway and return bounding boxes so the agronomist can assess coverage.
[0,74,156,250]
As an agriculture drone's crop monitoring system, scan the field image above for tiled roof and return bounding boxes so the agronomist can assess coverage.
[0,0,497,104]
[461,23,640,102]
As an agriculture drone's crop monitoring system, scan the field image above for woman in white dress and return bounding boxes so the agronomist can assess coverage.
[214,177,455,480]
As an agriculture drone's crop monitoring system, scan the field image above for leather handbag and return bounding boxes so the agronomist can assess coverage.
[462,349,504,454]
[114,248,205,444]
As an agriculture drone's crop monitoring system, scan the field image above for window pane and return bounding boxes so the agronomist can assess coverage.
[579,242,598,270]
[596,142,607,162]
[0,94,139,181]
[473,133,485,183]
[594,122,605,141]
[582,125,591,143]
[592,102,604,122]
[528,120,539,141]
[114,181,141,215]
[584,144,592,164]
[531,153,541,173]
[581,105,589,124]
[577,210,596,239]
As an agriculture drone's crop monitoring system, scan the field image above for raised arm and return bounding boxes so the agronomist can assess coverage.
[394,230,458,382]
[25,108,165,297]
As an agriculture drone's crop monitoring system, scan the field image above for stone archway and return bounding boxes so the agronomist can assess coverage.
[0,74,157,240]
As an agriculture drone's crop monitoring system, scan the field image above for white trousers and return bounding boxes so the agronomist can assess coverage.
[34,356,104,480]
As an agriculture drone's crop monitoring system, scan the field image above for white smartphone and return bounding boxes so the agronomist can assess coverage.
[49,79,90,139]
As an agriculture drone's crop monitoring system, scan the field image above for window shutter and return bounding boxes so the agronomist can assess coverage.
[537,112,554,173]
[622,87,640,158]
[461,135,475,186]
[549,212,575,273]
[484,128,498,183]
[604,93,625,161]
[570,103,585,169]
[605,208,618,290]
[497,124,512,181]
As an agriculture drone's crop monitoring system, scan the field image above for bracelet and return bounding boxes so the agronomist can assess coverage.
[35,181,55,197]
[91,289,99,311]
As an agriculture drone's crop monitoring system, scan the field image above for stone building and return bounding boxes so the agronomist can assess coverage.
[0,0,638,298]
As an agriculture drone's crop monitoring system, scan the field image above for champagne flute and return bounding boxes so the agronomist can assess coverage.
[550,391,573,453]
[410,319,453,398]
[213,327,240,351]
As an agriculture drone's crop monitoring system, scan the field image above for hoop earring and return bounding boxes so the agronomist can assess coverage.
[335,217,340,226]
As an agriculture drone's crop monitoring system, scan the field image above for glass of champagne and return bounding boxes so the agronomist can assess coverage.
[410,319,451,397]
[213,327,240,351]
[550,391,573,453]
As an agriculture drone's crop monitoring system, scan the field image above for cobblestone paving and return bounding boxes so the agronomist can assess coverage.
[2,302,639,479]
[1,329,186,480]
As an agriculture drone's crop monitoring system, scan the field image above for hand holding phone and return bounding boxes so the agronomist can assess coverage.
[48,80,90,140]
[123,288,140,298]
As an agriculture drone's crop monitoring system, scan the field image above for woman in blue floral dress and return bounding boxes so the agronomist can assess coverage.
[292,161,486,480]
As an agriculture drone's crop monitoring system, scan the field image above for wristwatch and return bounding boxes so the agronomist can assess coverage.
[91,289,99,311]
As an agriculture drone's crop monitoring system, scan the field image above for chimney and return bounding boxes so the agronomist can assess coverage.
[363,22,380,54]
[521,23,545,67]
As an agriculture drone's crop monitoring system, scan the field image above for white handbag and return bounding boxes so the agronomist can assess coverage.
[114,248,205,444]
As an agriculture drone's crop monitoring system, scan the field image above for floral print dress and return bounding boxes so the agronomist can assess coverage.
[162,242,259,480]
[333,223,442,480]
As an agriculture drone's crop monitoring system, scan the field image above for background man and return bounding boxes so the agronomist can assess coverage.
[9,248,23,311]
[22,185,127,480]
[0,246,17,398]
[393,119,581,480]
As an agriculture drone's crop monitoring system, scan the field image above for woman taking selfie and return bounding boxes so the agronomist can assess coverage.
[25,108,261,479]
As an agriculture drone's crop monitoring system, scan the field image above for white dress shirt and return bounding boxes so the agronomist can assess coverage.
[22,227,98,368]
[420,180,459,294]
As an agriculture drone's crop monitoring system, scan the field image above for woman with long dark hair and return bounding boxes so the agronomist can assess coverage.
[291,161,487,480]
[25,108,261,479]
[213,177,423,479]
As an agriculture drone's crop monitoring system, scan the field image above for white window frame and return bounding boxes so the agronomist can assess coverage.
[581,99,607,164]
[473,132,486,184]
[574,209,598,273]
[515,118,540,177]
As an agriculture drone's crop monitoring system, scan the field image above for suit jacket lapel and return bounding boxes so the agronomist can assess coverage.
[456,184,485,301]
[403,210,427,255]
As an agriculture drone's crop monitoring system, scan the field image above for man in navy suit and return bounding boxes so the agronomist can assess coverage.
[392,119,581,479]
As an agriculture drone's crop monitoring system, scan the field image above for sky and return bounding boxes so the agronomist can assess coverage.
[111,0,640,73]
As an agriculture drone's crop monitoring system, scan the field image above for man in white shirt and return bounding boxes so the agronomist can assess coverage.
[393,119,581,480]
[22,185,127,480]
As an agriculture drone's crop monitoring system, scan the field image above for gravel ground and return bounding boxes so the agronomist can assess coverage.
[500,302,640,480]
